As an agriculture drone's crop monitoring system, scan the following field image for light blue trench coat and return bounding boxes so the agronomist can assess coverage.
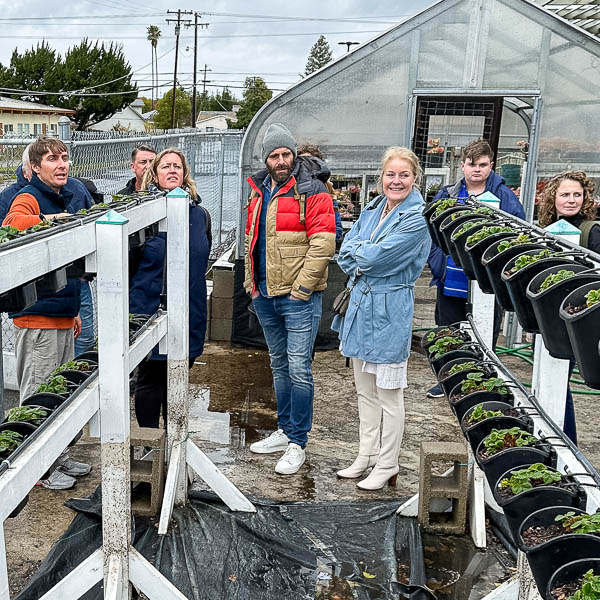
[331,190,431,364]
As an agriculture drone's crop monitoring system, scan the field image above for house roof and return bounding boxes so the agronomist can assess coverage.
[196,110,237,121]
[0,95,73,115]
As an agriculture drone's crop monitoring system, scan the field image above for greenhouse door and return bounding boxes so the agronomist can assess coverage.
[411,96,504,199]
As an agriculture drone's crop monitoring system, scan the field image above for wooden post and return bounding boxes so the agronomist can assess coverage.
[165,188,190,507]
[96,210,131,600]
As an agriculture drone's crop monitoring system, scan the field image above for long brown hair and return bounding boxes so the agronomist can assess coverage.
[538,170,596,227]
[142,147,198,200]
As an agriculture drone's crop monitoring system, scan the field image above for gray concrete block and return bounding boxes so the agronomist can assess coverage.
[212,268,235,298]
[418,440,468,535]
[211,297,234,320]
[210,317,232,341]
[130,425,165,517]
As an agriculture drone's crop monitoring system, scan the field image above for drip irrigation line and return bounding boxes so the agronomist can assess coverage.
[466,313,600,487]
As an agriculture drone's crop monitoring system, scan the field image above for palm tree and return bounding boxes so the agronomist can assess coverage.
[146,25,161,111]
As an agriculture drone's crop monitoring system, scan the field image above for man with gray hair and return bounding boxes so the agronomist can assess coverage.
[244,123,336,475]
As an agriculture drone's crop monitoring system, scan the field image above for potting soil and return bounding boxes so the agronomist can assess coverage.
[15,487,429,600]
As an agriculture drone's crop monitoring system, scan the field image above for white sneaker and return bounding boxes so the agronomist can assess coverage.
[37,469,76,490]
[249,429,289,454]
[275,443,305,475]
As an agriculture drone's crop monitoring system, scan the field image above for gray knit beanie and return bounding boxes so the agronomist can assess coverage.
[261,123,297,163]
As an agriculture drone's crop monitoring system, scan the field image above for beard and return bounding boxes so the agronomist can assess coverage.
[268,159,294,184]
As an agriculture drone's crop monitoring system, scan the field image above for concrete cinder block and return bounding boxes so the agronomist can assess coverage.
[212,268,235,298]
[418,441,468,535]
[130,425,165,517]
[210,317,232,341]
[211,296,234,320]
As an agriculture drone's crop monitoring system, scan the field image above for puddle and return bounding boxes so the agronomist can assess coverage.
[421,533,510,598]
[189,347,278,447]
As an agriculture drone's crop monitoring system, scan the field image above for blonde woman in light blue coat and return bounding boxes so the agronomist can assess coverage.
[332,147,431,490]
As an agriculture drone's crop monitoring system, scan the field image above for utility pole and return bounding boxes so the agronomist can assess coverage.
[202,64,212,96]
[166,9,191,129]
[185,13,209,128]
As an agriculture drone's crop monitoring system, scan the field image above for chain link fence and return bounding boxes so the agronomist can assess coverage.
[1,128,244,355]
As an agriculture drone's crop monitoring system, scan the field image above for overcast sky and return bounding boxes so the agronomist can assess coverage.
[0,1,435,102]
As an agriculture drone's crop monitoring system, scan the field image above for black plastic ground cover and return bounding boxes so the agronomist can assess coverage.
[16,487,432,600]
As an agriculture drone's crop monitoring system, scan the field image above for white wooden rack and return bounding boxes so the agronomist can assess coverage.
[0,189,254,600]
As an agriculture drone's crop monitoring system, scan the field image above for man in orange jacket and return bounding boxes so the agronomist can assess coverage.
[244,123,336,475]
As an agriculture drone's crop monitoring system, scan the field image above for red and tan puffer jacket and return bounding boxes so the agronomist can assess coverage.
[244,162,336,300]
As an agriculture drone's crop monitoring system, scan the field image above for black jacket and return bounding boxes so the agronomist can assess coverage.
[117,177,137,196]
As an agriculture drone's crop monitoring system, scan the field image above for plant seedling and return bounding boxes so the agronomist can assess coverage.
[51,360,91,375]
[555,511,600,535]
[509,249,553,273]
[564,568,600,599]
[36,375,69,395]
[426,328,454,343]
[498,233,530,253]
[538,269,576,292]
[428,336,465,360]
[482,427,537,456]
[433,198,458,218]
[466,225,515,246]
[0,430,24,452]
[452,219,488,240]
[460,372,508,395]
[499,463,561,495]
[447,361,479,376]
[585,289,600,308]
[449,206,492,221]
[0,225,23,243]
[6,406,48,425]
[467,403,503,425]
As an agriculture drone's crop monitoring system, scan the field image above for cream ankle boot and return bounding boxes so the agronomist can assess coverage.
[356,465,399,490]
[336,454,378,479]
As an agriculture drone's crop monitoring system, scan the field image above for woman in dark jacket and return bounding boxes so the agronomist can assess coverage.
[538,170,599,444]
[130,147,211,428]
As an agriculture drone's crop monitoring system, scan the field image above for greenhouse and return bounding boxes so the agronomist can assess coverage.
[239,0,600,239]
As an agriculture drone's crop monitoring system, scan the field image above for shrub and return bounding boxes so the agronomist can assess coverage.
[498,233,530,253]
[36,375,69,395]
[467,403,503,425]
[428,336,465,360]
[6,406,48,425]
[482,427,537,456]
[466,225,515,246]
[509,249,553,273]
[499,463,561,495]
[0,430,24,453]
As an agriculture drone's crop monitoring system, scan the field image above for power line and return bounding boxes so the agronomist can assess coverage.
[0,29,381,40]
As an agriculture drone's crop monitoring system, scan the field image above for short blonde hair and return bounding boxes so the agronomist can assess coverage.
[142,147,198,201]
[376,146,422,194]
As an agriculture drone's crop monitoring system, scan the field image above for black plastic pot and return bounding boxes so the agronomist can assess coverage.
[428,205,470,249]
[464,231,519,293]
[0,282,37,313]
[59,369,92,385]
[493,465,586,546]
[449,219,494,269]
[449,383,514,423]
[461,402,531,453]
[439,210,494,257]
[527,265,600,360]
[476,436,555,490]
[22,393,66,410]
[518,506,600,597]
[560,281,600,389]
[546,558,600,600]
[35,268,67,297]
[2,405,53,427]
[78,351,99,363]
[429,344,484,377]
[501,251,576,333]
[438,360,495,398]
[421,325,461,353]
[482,239,549,312]
[0,421,37,459]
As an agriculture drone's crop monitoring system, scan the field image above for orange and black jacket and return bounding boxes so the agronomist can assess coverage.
[244,161,336,300]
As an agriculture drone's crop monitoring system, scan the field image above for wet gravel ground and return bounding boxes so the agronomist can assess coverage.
[4,270,600,597]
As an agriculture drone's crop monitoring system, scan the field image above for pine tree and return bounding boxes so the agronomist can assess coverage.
[304,35,333,76]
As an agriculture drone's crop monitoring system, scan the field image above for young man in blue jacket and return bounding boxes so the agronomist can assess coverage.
[427,140,525,397]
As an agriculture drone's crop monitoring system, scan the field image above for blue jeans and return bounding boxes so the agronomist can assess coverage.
[75,280,95,357]
[252,292,322,448]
